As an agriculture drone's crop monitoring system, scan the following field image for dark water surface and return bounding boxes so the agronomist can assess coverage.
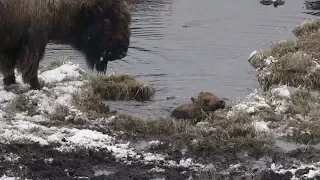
[43,0,313,119]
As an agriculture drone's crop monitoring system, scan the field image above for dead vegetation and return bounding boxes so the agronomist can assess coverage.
[71,73,155,118]
[3,94,39,119]
[247,19,320,147]
[249,40,299,69]
[48,104,70,121]
[284,119,320,145]
[289,89,317,116]
[293,19,320,37]
[250,19,320,91]
[88,74,155,102]
[108,110,275,159]
[72,86,112,119]
[279,89,320,145]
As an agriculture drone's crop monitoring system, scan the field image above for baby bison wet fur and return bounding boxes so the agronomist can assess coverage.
[171,92,226,120]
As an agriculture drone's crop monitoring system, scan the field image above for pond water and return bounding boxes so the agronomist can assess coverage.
[43,0,313,119]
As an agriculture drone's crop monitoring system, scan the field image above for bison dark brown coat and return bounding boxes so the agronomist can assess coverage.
[0,0,132,89]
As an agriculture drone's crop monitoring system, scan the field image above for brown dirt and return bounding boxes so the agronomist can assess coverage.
[0,143,193,180]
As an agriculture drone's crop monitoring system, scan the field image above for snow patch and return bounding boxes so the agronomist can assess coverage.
[0,175,22,180]
[248,50,257,60]
[148,166,165,173]
[227,89,270,117]
[39,62,83,83]
[3,153,20,162]
[271,163,320,179]
[0,90,16,104]
[253,121,270,133]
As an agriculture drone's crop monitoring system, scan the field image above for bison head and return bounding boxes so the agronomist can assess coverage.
[78,1,132,73]
[194,92,226,111]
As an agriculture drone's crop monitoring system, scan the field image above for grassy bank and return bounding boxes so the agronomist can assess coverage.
[249,19,320,91]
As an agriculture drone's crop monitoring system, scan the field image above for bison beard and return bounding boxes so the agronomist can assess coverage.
[0,0,132,89]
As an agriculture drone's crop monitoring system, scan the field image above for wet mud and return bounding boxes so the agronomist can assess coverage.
[0,144,192,180]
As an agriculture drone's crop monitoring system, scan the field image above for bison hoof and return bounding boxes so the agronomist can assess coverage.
[30,84,41,90]
[3,74,16,86]
[30,78,44,90]
[4,84,20,92]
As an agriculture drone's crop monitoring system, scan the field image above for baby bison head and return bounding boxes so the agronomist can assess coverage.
[79,1,132,73]
[193,92,226,111]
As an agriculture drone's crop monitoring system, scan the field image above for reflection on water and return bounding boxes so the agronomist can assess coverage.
[43,0,313,119]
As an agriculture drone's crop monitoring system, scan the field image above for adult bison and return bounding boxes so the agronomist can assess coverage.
[0,0,132,90]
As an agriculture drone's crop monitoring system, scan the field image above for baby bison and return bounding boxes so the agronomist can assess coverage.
[171,92,226,120]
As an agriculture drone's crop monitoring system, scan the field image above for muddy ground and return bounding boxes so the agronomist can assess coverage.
[0,143,192,180]
[2,142,320,180]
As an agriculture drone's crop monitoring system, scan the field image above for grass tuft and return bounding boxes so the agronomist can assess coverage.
[250,40,299,69]
[88,74,155,102]
[250,24,320,90]
[48,104,70,121]
[289,89,316,115]
[73,86,111,119]
[293,19,320,37]
[270,51,320,89]
[4,95,29,119]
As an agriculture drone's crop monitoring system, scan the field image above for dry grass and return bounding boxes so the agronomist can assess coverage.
[108,110,273,158]
[276,88,320,145]
[88,74,155,102]
[4,94,30,119]
[10,94,29,112]
[73,86,111,119]
[270,52,320,89]
[39,57,68,73]
[250,40,299,69]
[48,104,70,121]
[250,20,320,90]
[72,73,155,118]
[293,19,320,37]
[247,19,320,147]
[297,31,320,60]
[288,89,317,116]
[283,120,320,145]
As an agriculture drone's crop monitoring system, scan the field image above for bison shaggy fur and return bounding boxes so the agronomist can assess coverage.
[171,92,226,120]
[0,0,132,90]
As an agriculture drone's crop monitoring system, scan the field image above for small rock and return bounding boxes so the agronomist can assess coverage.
[196,122,210,127]
[295,167,312,178]
[167,96,176,100]
[248,50,258,61]
[256,170,293,180]
[247,106,256,114]
[271,86,290,99]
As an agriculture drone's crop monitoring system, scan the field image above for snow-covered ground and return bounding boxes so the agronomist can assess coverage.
[243,50,320,179]
[0,62,210,179]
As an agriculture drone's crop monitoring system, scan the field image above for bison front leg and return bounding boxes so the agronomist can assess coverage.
[0,52,17,87]
[17,32,47,90]
[3,70,16,86]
